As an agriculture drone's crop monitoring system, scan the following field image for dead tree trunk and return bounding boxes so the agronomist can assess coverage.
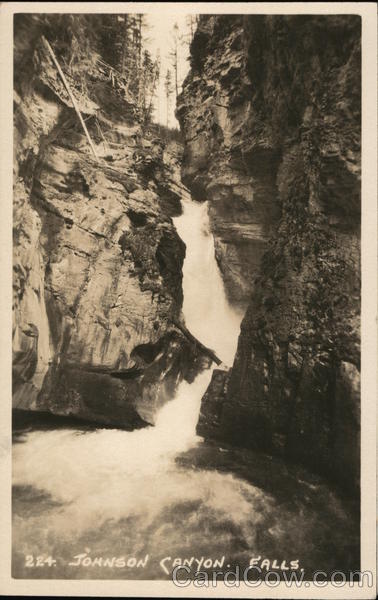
[171,318,222,366]
[41,35,99,161]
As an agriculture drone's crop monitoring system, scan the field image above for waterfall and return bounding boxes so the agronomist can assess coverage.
[12,196,355,580]
[173,197,242,366]
[151,197,242,445]
[12,194,243,530]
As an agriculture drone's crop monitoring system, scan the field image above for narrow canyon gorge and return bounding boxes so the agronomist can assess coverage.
[178,15,360,494]
[11,12,361,581]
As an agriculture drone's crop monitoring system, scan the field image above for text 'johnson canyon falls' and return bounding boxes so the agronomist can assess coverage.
[12,12,361,582]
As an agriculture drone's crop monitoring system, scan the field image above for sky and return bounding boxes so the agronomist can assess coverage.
[144,11,192,128]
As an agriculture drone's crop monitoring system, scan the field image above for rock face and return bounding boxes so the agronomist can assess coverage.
[13,16,209,428]
[179,15,361,492]
[177,17,282,308]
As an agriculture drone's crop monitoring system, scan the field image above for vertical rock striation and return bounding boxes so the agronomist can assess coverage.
[178,15,361,492]
[13,16,209,428]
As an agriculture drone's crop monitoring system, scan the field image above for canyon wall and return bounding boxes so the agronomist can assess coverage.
[13,16,209,428]
[178,15,361,492]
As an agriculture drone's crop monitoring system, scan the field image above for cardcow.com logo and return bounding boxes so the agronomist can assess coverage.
[171,565,374,589]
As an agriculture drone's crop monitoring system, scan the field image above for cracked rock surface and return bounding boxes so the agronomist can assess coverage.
[13,22,208,428]
[179,15,361,493]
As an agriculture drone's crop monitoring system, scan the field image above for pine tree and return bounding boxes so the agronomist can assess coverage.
[41,13,164,121]
[185,15,199,43]
[169,22,180,99]
[132,14,148,71]
[145,51,160,124]
[120,14,131,75]
[164,69,173,128]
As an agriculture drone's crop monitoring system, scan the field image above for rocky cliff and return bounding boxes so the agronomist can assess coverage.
[178,15,361,492]
[13,15,209,428]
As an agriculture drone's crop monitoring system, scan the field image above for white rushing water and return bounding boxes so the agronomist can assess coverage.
[173,198,242,367]
[12,197,356,580]
[13,196,244,533]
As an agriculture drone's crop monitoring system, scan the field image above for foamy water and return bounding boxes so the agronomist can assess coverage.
[13,199,243,523]
[173,198,243,366]
[12,196,250,575]
[12,198,358,580]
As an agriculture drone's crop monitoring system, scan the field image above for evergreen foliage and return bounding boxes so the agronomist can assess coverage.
[16,13,162,124]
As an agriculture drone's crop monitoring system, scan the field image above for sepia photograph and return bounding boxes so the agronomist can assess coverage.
[0,1,377,597]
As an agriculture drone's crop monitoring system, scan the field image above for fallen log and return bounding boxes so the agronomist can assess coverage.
[41,35,99,161]
[171,318,222,366]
